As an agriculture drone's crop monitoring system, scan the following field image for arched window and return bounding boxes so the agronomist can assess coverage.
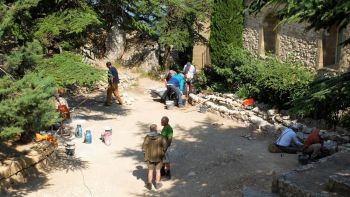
[263,13,278,54]
[322,25,343,67]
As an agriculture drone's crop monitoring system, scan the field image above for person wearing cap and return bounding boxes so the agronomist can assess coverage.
[142,124,168,190]
[303,128,329,159]
[275,124,303,153]
[105,62,123,106]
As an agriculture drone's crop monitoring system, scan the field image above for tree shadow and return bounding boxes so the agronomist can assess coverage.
[0,139,89,197]
[68,90,132,121]
[118,116,299,196]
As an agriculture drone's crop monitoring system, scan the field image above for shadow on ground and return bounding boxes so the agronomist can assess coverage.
[118,116,299,196]
[69,90,131,121]
[0,140,89,197]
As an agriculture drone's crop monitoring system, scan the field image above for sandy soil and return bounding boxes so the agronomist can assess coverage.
[5,76,300,197]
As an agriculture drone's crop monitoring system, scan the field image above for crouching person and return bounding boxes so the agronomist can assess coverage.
[275,124,303,153]
[303,128,330,160]
[142,124,168,190]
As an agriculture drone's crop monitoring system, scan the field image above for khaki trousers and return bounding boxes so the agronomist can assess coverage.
[305,143,322,159]
[106,83,123,105]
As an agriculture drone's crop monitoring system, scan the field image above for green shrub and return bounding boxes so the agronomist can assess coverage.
[291,71,350,128]
[0,73,58,139]
[234,57,315,107]
[37,51,103,87]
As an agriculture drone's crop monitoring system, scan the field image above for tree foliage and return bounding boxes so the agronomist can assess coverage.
[0,73,58,139]
[37,51,103,87]
[210,0,244,66]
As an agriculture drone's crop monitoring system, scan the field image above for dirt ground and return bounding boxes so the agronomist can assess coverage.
[4,76,300,197]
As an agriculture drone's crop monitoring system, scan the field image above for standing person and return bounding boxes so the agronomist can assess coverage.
[142,124,168,190]
[160,116,173,179]
[183,62,196,95]
[105,62,123,106]
[275,124,303,153]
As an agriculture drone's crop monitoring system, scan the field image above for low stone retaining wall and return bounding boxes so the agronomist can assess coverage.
[271,150,350,197]
[0,142,56,192]
[189,93,349,146]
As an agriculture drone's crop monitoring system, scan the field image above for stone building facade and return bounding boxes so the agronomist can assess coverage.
[193,2,350,73]
[243,1,350,73]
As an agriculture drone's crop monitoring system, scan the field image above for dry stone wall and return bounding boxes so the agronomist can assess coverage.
[278,23,318,68]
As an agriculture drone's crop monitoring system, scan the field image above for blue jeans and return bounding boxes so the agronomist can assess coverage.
[167,85,183,107]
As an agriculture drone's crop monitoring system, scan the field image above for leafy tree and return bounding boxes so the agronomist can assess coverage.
[119,0,212,69]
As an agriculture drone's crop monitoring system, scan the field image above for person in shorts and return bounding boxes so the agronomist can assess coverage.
[142,124,168,190]
[160,116,173,179]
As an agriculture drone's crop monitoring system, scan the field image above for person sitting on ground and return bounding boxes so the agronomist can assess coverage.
[275,124,303,153]
[303,128,330,160]
[160,116,173,179]
[142,124,168,190]
[183,62,196,95]
[162,72,185,107]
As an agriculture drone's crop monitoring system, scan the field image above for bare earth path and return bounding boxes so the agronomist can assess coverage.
[10,77,299,197]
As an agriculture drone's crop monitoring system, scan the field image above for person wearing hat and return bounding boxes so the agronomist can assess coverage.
[105,62,123,106]
[275,124,303,153]
[142,124,168,190]
[303,128,329,160]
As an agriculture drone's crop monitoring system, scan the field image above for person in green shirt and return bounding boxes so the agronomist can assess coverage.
[161,116,173,179]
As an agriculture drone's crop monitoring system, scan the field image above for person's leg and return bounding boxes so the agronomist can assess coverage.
[112,84,123,104]
[148,169,153,184]
[277,145,298,154]
[308,144,322,159]
[146,162,154,190]
[171,86,183,107]
[106,85,113,105]
[155,162,163,189]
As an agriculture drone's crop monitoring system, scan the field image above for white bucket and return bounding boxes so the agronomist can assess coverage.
[165,100,175,110]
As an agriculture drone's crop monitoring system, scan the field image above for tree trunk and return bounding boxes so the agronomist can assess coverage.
[163,44,172,71]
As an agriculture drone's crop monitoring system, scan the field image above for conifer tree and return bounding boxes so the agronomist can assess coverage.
[210,0,244,66]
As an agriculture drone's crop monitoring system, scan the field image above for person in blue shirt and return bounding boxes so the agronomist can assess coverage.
[163,73,185,108]
[275,124,303,153]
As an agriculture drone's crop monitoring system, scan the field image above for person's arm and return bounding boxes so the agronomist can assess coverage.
[179,77,184,93]
[292,133,303,146]
[142,136,149,152]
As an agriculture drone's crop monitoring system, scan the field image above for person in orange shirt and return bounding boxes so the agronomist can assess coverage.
[303,128,329,159]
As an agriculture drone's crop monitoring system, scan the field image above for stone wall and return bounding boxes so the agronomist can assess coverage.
[243,14,259,54]
[278,23,318,68]
[339,26,350,72]
[243,10,350,73]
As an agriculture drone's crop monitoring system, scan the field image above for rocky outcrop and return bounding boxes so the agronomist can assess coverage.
[121,33,160,72]
[105,26,126,61]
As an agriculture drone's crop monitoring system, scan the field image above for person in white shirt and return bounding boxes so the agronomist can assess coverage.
[183,62,196,95]
[275,124,303,153]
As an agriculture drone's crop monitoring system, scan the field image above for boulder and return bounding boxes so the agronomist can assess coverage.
[105,26,126,61]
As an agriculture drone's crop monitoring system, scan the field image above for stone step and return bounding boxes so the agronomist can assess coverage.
[272,151,350,197]
[242,187,277,197]
[328,173,350,196]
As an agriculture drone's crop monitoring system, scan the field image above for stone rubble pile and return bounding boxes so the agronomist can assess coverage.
[189,92,350,150]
